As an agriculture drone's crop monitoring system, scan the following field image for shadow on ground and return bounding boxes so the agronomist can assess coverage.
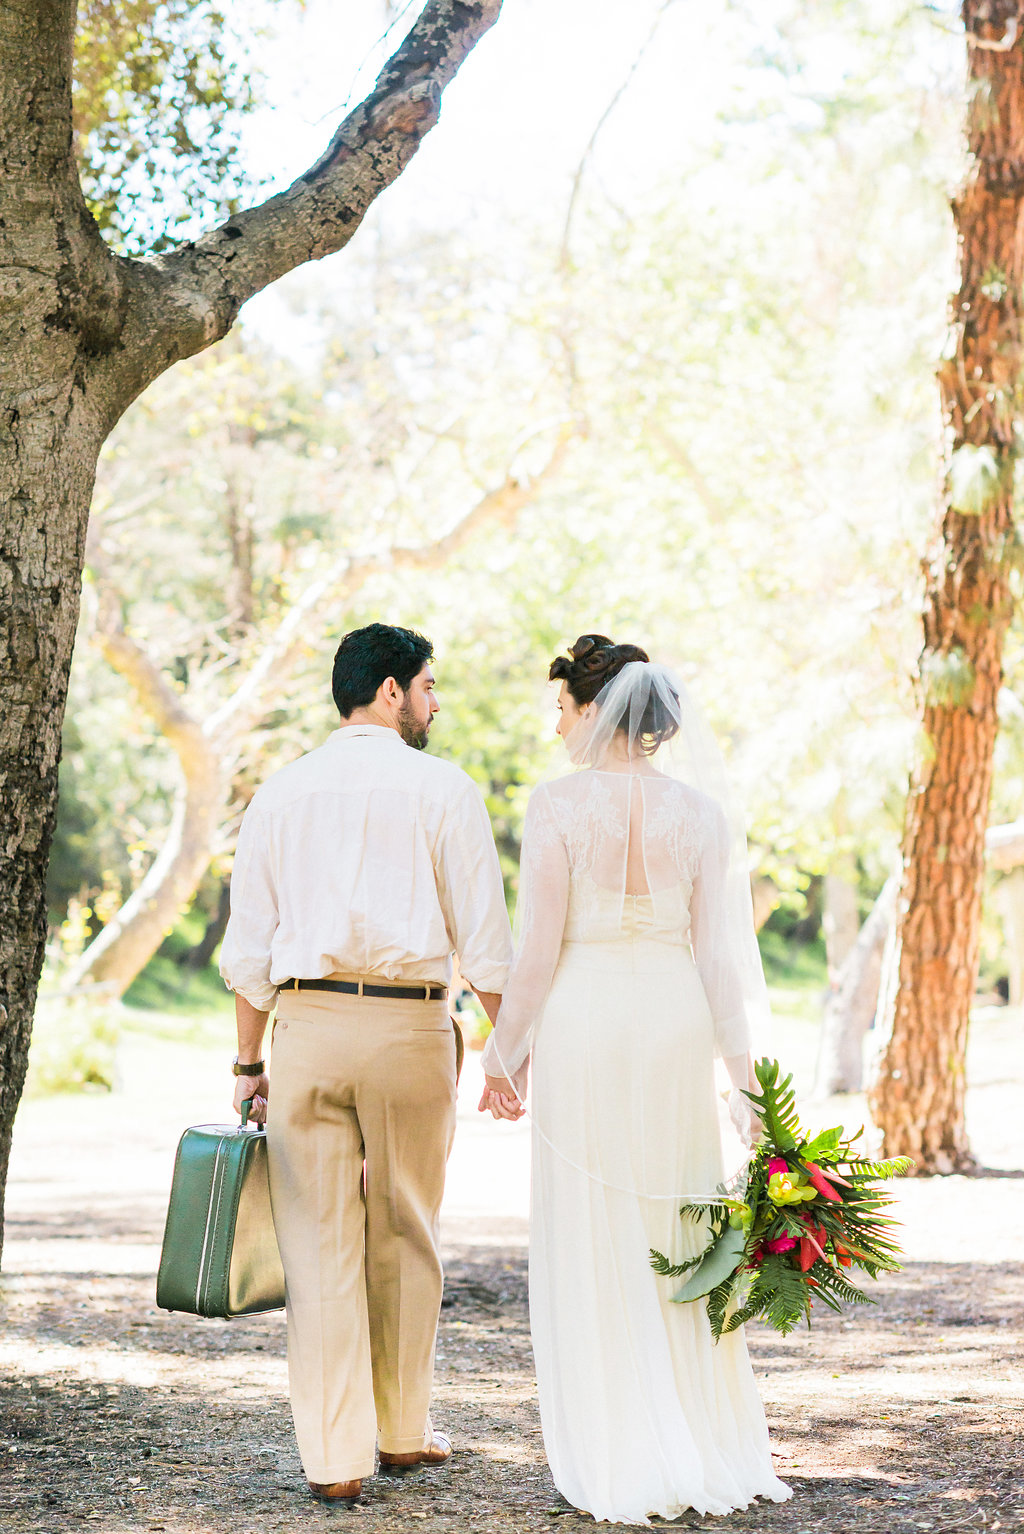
[2,1248,1022,1533]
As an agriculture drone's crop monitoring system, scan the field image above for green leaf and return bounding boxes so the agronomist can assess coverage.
[650,1244,712,1280]
[845,1155,915,1180]
[670,1225,748,1303]
[801,1126,842,1162]
[743,1057,802,1151]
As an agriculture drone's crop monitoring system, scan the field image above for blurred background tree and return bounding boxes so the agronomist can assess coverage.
[32,0,1024,1177]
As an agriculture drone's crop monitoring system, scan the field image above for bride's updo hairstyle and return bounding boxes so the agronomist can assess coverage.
[549,634,680,754]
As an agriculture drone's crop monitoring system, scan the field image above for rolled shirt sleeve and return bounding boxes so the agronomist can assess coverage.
[219,798,281,1013]
[433,779,513,994]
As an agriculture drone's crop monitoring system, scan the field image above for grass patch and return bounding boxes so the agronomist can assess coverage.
[759,930,827,1025]
[123,951,233,1015]
[26,996,120,1097]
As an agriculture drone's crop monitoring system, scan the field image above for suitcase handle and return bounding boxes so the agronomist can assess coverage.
[240,1097,266,1132]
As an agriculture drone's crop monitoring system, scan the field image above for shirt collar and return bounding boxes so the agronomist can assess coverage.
[328,725,406,746]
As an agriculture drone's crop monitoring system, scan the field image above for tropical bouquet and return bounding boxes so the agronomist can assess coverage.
[650,1058,913,1339]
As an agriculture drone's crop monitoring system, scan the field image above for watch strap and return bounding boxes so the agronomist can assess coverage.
[232,1058,265,1077]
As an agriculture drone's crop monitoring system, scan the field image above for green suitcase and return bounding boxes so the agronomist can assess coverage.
[156,1101,286,1318]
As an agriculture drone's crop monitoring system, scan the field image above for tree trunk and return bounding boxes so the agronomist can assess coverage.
[184,879,232,972]
[869,1,1024,1173]
[823,870,860,982]
[815,875,898,1098]
[0,0,503,1263]
[0,0,123,1260]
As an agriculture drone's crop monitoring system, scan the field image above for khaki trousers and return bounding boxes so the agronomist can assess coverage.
[267,985,457,1483]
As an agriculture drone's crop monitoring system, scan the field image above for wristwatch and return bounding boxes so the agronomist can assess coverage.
[232,1056,265,1077]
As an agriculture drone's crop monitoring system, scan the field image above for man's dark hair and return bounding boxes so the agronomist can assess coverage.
[331,624,433,717]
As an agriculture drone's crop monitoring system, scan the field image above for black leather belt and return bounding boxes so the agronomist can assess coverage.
[282,978,447,1001]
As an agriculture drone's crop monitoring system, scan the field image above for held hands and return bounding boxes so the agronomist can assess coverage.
[232,1072,269,1125]
[478,1072,524,1122]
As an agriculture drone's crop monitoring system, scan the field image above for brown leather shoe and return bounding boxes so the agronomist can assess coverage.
[308,1478,362,1504]
[378,1432,452,1475]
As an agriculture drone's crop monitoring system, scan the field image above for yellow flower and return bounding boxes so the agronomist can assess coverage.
[767,1170,817,1206]
[728,1202,754,1233]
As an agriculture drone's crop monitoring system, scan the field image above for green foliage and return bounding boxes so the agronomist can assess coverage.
[122,913,234,1015]
[74,0,293,254]
[852,1155,916,1180]
[746,1058,802,1153]
[649,1244,714,1281]
[801,1126,842,1163]
[55,0,997,1007]
[651,1058,911,1339]
[757,928,828,988]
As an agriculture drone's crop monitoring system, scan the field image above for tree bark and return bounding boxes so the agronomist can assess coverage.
[869,1,1024,1173]
[823,870,860,982]
[0,0,502,1262]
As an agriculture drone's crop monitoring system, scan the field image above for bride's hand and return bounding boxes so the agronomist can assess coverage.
[727,1087,763,1149]
[478,1074,524,1121]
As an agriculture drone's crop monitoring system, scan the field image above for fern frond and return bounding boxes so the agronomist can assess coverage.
[814,1269,873,1308]
[649,1245,712,1280]
[845,1156,916,1180]
[705,1275,739,1340]
[742,1058,804,1152]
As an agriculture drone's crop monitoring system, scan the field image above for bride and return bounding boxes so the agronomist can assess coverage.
[478,635,792,1524]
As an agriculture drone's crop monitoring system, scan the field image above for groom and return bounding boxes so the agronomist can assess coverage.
[219,623,512,1504]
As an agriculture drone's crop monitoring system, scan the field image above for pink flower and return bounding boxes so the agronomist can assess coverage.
[765,1235,798,1254]
[768,1157,789,1176]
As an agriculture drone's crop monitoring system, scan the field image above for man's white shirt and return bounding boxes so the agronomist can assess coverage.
[219,725,512,1011]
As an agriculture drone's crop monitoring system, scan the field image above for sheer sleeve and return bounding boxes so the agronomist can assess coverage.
[481,785,569,1084]
[690,801,764,1060]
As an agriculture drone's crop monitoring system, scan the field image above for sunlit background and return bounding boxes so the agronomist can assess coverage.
[30,0,1022,1142]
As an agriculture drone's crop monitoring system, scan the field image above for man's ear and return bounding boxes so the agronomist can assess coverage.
[380,676,401,706]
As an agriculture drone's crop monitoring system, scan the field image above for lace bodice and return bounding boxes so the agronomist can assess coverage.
[482,769,756,1081]
[564,870,693,945]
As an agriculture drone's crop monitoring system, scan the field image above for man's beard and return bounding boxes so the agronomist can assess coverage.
[397,702,430,750]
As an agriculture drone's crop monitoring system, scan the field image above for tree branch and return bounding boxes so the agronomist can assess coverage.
[73,528,228,994]
[97,0,502,418]
[207,421,574,736]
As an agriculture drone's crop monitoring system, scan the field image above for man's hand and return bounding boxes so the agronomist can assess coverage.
[233,1072,270,1124]
[233,993,270,1123]
[478,1072,523,1122]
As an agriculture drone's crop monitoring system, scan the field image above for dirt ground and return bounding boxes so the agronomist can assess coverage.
[2,1008,1023,1534]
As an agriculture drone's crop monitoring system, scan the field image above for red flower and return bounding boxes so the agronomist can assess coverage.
[768,1157,790,1176]
[804,1162,843,1202]
[798,1220,827,1272]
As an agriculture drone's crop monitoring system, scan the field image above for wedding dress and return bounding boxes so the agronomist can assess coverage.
[482,666,792,1525]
